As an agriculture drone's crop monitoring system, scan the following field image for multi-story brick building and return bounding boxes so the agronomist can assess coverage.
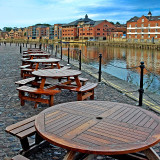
[36,26,47,40]
[54,24,63,40]
[61,14,125,41]
[46,25,54,39]
[127,11,160,43]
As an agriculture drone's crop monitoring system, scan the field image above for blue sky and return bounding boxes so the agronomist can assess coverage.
[0,0,160,29]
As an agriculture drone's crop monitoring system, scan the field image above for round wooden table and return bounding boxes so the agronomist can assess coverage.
[27,58,60,70]
[24,53,51,59]
[32,69,82,89]
[35,101,160,159]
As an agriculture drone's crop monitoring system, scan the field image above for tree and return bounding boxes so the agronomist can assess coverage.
[116,22,120,25]
[110,21,114,25]
[3,27,12,32]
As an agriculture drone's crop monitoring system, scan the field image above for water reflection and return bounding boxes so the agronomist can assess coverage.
[55,43,160,94]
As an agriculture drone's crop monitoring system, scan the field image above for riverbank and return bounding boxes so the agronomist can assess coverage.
[0,44,160,159]
[1,39,160,50]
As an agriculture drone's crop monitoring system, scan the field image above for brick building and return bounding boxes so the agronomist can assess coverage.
[61,14,125,41]
[54,24,63,40]
[46,25,54,39]
[127,11,160,43]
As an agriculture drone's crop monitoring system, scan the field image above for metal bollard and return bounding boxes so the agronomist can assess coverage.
[98,53,102,82]
[55,45,57,57]
[35,44,36,48]
[20,45,22,53]
[139,61,145,106]
[68,47,70,64]
[23,43,24,47]
[61,46,62,60]
[26,43,27,48]
[79,50,81,70]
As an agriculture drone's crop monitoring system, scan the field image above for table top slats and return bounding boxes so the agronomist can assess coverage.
[45,114,82,132]
[96,122,148,141]
[35,101,160,155]
[47,116,89,136]
[57,118,91,137]
[104,118,152,134]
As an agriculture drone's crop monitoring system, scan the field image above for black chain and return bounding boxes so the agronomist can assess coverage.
[145,67,160,81]
[144,93,160,106]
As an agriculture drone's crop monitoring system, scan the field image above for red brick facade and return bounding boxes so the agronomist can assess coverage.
[127,12,160,42]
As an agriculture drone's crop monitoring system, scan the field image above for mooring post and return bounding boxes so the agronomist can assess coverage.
[55,45,57,57]
[139,61,145,106]
[61,46,62,60]
[68,47,70,64]
[20,45,22,54]
[98,53,102,82]
[79,50,81,70]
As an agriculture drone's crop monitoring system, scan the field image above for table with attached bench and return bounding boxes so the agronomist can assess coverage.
[17,69,97,108]
[21,58,61,78]
[35,101,160,160]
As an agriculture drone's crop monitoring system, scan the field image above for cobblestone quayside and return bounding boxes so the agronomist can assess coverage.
[0,44,160,160]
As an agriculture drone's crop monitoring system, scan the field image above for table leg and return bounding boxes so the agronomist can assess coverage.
[74,76,81,87]
[35,63,39,70]
[143,147,160,160]
[39,78,46,89]
[63,150,76,160]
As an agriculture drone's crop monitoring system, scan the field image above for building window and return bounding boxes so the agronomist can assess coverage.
[155,34,157,38]
[142,34,144,38]
[148,34,150,38]
[135,34,137,38]
[135,24,137,27]
[148,24,150,27]
[141,24,144,27]
[142,29,144,32]
[142,19,144,22]
[148,29,150,32]
[129,24,131,27]
[129,29,131,32]
[156,23,158,26]
[129,34,131,38]
[97,28,100,31]
[97,33,100,35]
[135,29,137,32]
[155,29,157,32]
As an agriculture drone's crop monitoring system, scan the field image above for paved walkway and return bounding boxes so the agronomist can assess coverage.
[0,43,160,160]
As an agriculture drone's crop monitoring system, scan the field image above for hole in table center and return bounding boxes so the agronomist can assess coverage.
[96,117,103,120]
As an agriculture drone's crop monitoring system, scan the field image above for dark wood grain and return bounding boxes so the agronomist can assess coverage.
[35,101,160,155]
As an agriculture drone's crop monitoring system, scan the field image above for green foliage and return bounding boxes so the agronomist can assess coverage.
[24,32,26,36]
[35,23,51,27]
[116,22,120,25]
[3,27,12,32]
[110,21,114,25]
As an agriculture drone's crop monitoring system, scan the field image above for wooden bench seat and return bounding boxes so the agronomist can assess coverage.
[15,77,51,87]
[17,86,61,108]
[20,65,30,69]
[21,68,34,78]
[12,154,30,160]
[71,82,98,100]
[5,116,43,154]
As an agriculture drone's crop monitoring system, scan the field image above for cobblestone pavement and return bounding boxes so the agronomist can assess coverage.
[0,44,160,160]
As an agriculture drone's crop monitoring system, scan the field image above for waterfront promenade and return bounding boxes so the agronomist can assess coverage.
[1,44,160,159]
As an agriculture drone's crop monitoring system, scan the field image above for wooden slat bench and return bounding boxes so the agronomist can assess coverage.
[17,86,61,108]
[71,82,98,100]
[12,154,30,160]
[21,68,34,78]
[15,77,51,87]
[5,116,44,154]
[20,65,31,69]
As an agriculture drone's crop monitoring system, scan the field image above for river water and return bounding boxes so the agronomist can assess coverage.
[54,43,160,95]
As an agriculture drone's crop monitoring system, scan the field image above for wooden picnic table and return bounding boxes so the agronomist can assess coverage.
[26,58,61,70]
[35,101,160,160]
[32,68,82,89]
[23,53,51,59]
